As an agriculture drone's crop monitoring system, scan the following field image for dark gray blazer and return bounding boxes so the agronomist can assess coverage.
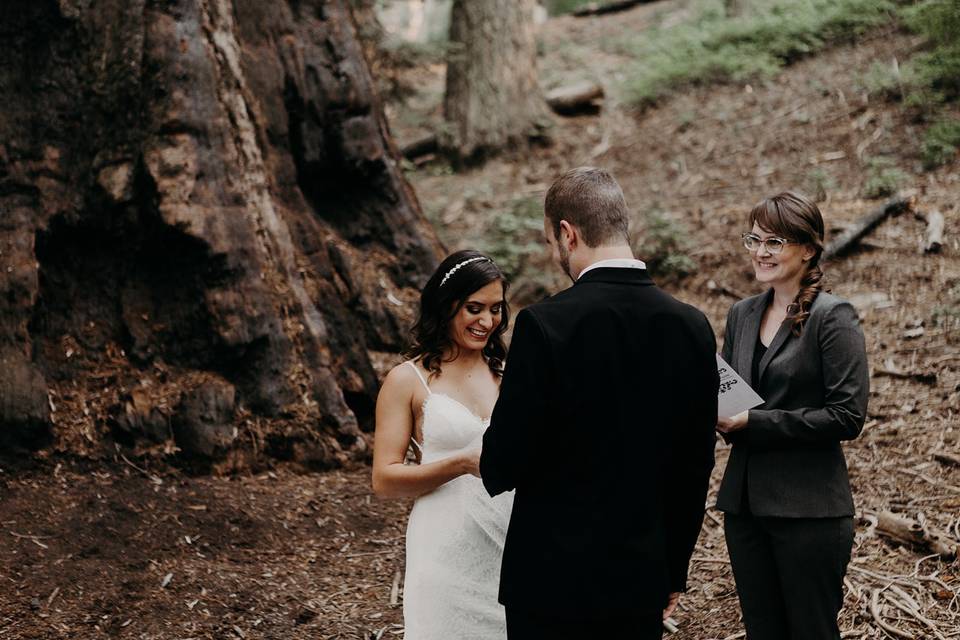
[716,289,869,518]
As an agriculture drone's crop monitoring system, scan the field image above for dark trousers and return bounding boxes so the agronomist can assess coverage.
[724,512,854,640]
[505,607,663,640]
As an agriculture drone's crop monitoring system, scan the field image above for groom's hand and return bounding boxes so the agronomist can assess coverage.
[663,592,680,620]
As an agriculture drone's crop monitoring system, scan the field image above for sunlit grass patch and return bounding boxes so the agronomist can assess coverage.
[617,0,899,108]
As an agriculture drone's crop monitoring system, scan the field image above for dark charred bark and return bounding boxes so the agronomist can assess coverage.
[0,0,442,467]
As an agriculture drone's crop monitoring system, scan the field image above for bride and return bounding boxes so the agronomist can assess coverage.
[372,250,514,639]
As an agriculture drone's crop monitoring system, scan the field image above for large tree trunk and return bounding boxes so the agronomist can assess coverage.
[442,0,549,162]
[0,0,442,468]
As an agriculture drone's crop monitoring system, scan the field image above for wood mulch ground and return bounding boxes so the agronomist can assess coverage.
[3,2,959,638]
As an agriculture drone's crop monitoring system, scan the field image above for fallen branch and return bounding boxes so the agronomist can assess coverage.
[823,196,912,260]
[707,279,749,301]
[870,588,916,639]
[897,468,960,495]
[873,510,958,559]
[882,590,947,640]
[933,451,960,468]
[573,0,658,17]
[546,81,604,116]
[872,367,937,385]
[389,570,401,606]
[400,133,438,161]
[9,531,52,549]
[119,453,163,485]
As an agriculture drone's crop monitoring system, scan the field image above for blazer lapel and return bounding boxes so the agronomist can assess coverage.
[758,313,792,383]
[738,290,769,387]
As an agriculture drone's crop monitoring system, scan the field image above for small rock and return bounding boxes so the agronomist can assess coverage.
[903,326,925,339]
[172,378,237,457]
[0,349,52,449]
[111,387,173,443]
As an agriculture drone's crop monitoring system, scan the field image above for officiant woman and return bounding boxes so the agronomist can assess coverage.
[715,191,869,640]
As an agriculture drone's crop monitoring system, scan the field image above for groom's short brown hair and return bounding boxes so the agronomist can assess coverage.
[544,167,630,248]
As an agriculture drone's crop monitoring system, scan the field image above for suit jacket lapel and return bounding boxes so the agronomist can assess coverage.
[738,291,769,387]
[758,308,792,383]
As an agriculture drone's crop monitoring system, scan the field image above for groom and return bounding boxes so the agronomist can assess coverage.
[480,167,720,639]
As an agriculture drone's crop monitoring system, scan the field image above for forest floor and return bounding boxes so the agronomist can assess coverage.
[3,1,960,638]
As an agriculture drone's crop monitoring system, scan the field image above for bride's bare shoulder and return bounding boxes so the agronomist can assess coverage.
[382,360,432,395]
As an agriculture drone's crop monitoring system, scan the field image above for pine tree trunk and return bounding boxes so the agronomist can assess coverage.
[724,0,745,17]
[442,0,549,162]
[0,0,442,467]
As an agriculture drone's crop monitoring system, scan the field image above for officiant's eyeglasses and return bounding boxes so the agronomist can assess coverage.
[741,233,797,255]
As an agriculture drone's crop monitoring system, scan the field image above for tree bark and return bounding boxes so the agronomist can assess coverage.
[0,0,442,467]
[442,0,549,162]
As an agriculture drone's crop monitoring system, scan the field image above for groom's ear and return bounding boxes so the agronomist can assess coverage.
[559,219,578,250]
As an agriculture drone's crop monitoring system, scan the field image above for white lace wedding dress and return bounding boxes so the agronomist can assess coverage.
[402,362,514,639]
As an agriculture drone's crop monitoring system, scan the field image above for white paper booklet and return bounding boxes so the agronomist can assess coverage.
[716,354,764,418]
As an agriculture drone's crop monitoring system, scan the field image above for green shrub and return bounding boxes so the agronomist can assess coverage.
[618,0,898,108]
[932,284,960,332]
[862,157,908,198]
[480,198,544,281]
[479,198,569,305]
[862,60,908,99]
[921,118,960,168]
[634,211,697,281]
[803,168,837,202]
[901,0,960,103]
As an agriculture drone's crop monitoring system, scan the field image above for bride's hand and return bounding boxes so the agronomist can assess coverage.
[460,449,481,478]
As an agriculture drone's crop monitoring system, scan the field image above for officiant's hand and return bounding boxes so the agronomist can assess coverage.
[716,410,748,434]
[663,592,680,620]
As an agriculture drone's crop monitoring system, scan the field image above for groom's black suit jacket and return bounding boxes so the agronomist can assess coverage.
[480,267,719,619]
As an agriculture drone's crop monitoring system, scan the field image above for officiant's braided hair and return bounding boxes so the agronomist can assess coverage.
[749,191,826,336]
[406,250,509,377]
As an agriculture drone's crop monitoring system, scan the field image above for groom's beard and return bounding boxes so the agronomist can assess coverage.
[558,244,574,283]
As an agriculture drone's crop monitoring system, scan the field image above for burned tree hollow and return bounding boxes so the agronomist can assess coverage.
[0,0,442,466]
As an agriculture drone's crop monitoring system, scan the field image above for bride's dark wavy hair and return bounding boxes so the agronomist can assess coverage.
[749,190,827,336]
[405,250,510,378]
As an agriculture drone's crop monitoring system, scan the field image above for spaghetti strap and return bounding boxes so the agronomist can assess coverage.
[406,361,431,394]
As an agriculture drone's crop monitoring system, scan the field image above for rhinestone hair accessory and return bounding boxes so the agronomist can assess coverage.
[439,256,489,287]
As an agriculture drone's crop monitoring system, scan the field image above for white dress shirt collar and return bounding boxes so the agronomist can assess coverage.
[576,258,647,280]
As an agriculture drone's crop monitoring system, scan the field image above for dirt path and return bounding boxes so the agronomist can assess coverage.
[0,459,409,639]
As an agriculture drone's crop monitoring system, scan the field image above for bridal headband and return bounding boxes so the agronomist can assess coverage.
[439,256,490,287]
